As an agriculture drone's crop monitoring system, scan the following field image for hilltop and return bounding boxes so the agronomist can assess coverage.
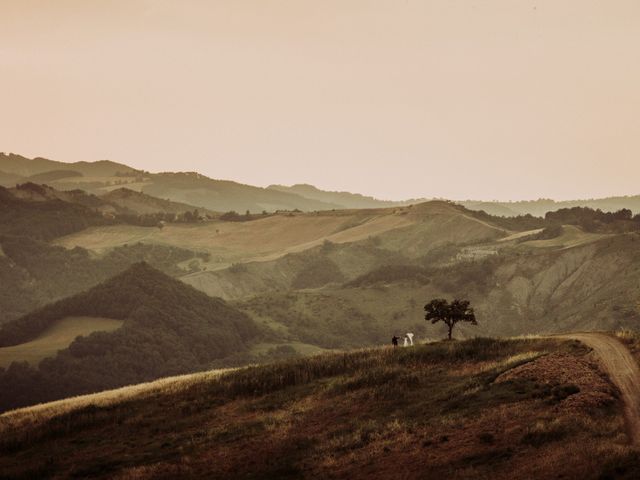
[0,263,259,411]
[0,336,635,479]
[0,152,136,179]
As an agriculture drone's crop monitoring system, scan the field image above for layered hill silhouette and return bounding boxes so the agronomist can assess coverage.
[0,152,136,178]
[0,263,259,411]
[267,183,415,209]
[4,152,640,215]
[102,187,215,216]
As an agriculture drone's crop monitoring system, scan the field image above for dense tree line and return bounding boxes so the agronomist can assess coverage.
[0,263,259,411]
[465,203,640,234]
[545,207,640,233]
[464,208,546,231]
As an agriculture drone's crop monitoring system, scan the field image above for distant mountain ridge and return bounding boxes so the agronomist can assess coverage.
[267,183,415,209]
[0,152,136,178]
[2,152,640,215]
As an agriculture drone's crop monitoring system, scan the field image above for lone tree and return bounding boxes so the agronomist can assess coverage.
[424,298,477,340]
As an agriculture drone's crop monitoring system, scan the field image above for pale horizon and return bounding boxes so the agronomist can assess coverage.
[2,1,640,202]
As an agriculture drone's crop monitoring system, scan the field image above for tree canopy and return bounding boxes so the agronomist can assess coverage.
[424,298,477,340]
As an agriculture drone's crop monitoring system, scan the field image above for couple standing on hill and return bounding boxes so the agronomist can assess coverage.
[392,333,414,347]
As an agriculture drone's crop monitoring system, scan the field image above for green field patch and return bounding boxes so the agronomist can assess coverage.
[0,316,123,367]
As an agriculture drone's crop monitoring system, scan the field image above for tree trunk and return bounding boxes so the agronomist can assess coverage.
[448,325,452,340]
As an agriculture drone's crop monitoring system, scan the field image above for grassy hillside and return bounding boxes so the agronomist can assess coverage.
[0,263,259,411]
[55,201,504,271]
[51,197,640,340]
[0,316,123,368]
[0,337,633,479]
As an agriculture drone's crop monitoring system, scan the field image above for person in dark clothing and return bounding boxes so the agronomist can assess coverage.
[392,335,400,347]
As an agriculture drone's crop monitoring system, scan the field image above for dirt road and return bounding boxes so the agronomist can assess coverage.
[562,332,640,445]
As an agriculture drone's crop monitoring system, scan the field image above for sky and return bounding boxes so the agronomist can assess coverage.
[1,0,640,201]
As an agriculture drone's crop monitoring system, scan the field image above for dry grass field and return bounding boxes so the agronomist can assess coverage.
[0,316,123,368]
[1,336,637,479]
[52,202,511,268]
[53,210,414,263]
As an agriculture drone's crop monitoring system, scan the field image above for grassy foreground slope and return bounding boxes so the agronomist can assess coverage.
[0,337,635,479]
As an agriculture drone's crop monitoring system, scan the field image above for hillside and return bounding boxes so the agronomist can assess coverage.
[0,234,208,324]
[55,201,505,268]
[50,198,640,345]
[101,187,215,216]
[139,172,339,213]
[0,152,136,178]
[0,184,112,241]
[0,263,259,411]
[268,182,640,216]
[461,196,640,217]
[0,316,123,368]
[1,154,340,212]
[268,183,413,209]
[0,336,634,479]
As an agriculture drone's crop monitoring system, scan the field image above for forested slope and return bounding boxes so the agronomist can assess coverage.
[0,263,259,411]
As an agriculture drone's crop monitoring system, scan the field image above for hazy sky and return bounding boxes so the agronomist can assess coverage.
[1,1,639,201]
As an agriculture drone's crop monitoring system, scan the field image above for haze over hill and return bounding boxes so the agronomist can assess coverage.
[3,153,640,216]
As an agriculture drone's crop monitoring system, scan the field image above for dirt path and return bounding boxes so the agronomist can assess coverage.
[562,332,640,445]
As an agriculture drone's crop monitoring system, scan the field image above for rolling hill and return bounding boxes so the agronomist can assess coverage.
[0,152,136,178]
[0,263,259,411]
[0,154,340,212]
[0,183,112,241]
[100,187,216,216]
[139,172,339,212]
[4,153,640,215]
[49,197,640,347]
[0,336,633,479]
[0,234,209,324]
[268,183,415,209]
[460,197,640,217]
[269,182,640,216]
